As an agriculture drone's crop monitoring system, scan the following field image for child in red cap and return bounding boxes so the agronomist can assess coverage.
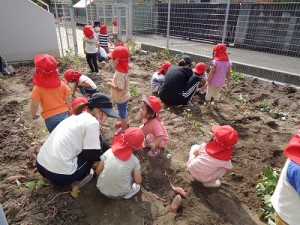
[112,18,119,46]
[151,61,172,93]
[271,127,300,225]
[187,125,238,187]
[96,127,144,199]
[64,69,97,98]
[205,43,231,108]
[140,95,168,157]
[98,24,113,54]
[107,46,131,135]
[193,62,207,93]
[83,26,99,74]
[29,54,71,133]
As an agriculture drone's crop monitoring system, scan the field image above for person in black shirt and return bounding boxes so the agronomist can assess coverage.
[158,55,200,106]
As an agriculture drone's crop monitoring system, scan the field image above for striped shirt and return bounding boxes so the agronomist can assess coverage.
[98,33,109,47]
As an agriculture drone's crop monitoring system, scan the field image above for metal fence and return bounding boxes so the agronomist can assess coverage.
[132,2,300,58]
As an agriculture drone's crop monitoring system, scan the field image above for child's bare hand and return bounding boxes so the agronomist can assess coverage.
[106,81,113,88]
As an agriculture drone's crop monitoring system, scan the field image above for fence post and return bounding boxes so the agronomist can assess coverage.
[128,0,133,39]
[166,0,171,49]
[69,1,78,56]
[54,0,64,56]
[85,0,88,25]
[222,0,230,43]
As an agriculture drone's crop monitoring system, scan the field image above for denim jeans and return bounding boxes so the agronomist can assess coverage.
[44,111,69,133]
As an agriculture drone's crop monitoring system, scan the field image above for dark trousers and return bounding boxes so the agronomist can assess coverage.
[86,53,98,73]
[79,87,97,98]
[36,152,92,186]
[159,76,200,106]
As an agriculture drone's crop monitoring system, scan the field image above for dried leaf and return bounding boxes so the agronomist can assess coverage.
[70,186,80,198]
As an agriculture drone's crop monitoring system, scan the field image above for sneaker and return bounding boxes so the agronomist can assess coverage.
[123,183,141,199]
[72,169,94,189]
[186,101,197,109]
[148,149,160,157]
[153,85,159,93]
[203,179,221,188]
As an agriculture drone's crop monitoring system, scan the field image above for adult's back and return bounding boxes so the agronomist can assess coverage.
[159,65,199,106]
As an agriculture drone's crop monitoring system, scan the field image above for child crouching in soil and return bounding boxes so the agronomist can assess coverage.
[187,125,238,187]
[64,69,98,99]
[96,127,144,199]
[140,95,168,157]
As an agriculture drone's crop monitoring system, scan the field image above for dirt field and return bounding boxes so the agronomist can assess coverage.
[0,49,299,225]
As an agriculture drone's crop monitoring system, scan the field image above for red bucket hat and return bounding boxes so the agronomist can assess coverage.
[142,95,162,113]
[112,127,145,161]
[157,61,172,75]
[100,24,107,34]
[83,26,94,38]
[32,54,61,88]
[205,125,238,161]
[64,69,82,83]
[108,46,130,73]
[71,97,88,114]
[112,19,118,26]
[284,127,300,165]
[193,62,207,75]
[213,44,229,61]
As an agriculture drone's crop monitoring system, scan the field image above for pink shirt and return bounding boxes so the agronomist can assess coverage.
[141,118,168,145]
[187,143,233,183]
[209,60,232,87]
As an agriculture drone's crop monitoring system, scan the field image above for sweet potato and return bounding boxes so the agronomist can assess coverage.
[170,194,182,213]
[170,183,187,198]
[5,175,27,184]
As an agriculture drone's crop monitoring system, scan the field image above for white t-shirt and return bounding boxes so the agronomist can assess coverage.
[37,112,101,175]
[96,149,140,198]
[83,36,99,54]
[79,74,97,90]
[271,159,300,225]
[150,71,165,89]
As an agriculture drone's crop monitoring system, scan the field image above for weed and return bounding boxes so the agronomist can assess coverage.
[260,100,288,120]
[156,49,179,63]
[231,69,244,84]
[25,172,47,190]
[126,39,140,56]
[234,94,248,104]
[260,100,272,112]
[129,84,138,97]
[182,108,191,119]
[256,168,280,225]
[192,120,203,133]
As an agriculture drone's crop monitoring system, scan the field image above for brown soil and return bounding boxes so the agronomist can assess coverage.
[0,50,299,225]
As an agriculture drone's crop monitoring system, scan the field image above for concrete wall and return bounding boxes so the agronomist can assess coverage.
[0,0,59,63]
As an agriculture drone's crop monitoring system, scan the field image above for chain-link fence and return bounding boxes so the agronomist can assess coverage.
[132,2,300,58]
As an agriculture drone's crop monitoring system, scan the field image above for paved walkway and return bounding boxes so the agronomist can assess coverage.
[56,26,300,86]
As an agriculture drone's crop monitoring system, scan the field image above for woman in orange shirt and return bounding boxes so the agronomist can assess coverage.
[30,54,71,133]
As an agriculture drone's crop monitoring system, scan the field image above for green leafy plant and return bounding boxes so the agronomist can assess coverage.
[126,39,140,56]
[129,84,138,97]
[234,94,248,104]
[156,49,179,63]
[231,69,244,84]
[25,172,47,190]
[260,100,288,120]
[256,168,280,225]
[192,120,203,133]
